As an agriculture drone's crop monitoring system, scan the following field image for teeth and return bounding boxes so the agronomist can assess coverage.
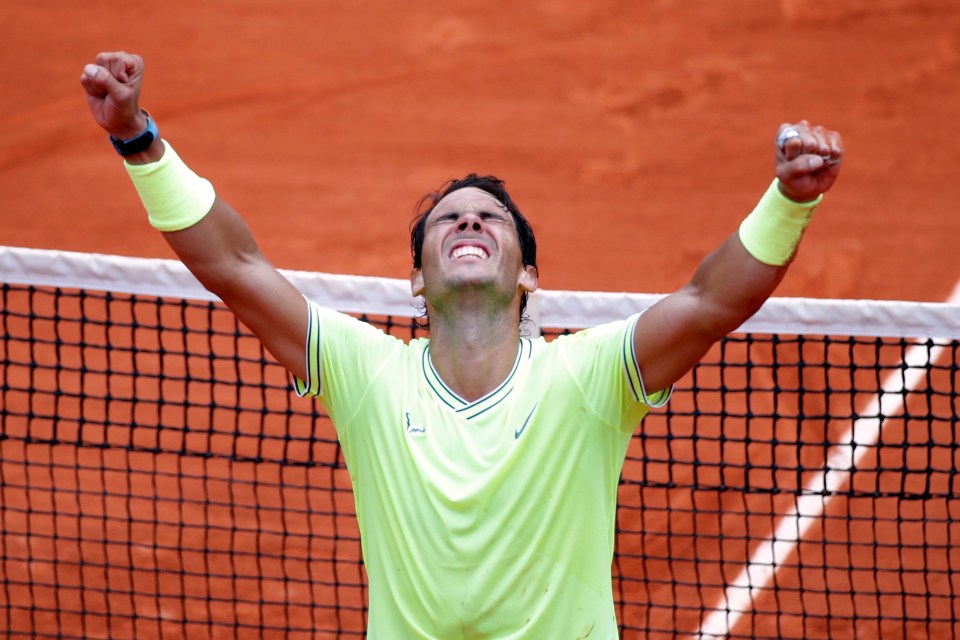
[451,245,487,260]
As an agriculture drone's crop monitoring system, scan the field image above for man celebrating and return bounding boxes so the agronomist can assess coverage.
[81,51,842,638]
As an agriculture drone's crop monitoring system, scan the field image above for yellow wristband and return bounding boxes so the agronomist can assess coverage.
[124,140,216,232]
[738,179,822,266]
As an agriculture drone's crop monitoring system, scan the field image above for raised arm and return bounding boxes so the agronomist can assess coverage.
[81,52,308,380]
[633,121,844,395]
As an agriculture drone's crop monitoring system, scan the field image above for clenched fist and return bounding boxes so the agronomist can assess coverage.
[80,51,149,143]
[775,120,843,203]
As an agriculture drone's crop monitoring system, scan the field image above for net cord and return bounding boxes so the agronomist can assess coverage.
[3,245,960,339]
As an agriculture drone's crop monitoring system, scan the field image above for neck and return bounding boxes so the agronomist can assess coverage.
[427,300,524,403]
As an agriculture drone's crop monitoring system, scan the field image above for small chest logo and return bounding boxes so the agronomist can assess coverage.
[404,412,426,437]
[514,402,539,440]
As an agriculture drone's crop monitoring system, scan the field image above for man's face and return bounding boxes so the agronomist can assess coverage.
[411,187,537,306]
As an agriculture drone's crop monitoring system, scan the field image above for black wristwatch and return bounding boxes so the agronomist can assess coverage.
[110,110,159,156]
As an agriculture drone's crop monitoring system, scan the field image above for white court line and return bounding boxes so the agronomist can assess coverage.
[694,279,960,640]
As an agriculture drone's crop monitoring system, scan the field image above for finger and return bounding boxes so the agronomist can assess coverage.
[778,154,825,184]
[792,120,822,158]
[776,123,804,161]
[95,51,122,72]
[108,56,134,83]
[780,121,843,167]
[823,129,844,166]
[94,51,141,84]
[806,126,835,167]
[80,65,105,97]
[81,63,124,97]
[803,126,843,167]
[810,125,834,158]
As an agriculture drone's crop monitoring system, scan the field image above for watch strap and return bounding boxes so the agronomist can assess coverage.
[110,110,159,156]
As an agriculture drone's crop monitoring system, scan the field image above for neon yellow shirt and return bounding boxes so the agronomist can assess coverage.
[295,301,669,638]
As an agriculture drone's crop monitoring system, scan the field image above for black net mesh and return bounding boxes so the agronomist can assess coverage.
[2,283,958,638]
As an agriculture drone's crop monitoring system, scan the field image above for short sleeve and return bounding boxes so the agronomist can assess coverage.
[621,314,673,409]
[293,299,404,426]
[555,314,672,432]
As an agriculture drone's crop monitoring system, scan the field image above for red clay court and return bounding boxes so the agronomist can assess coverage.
[2,1,960,637]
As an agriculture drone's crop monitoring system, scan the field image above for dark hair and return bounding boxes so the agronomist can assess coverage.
[410,174,538,326]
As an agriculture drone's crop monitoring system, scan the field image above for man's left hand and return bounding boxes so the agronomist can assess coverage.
[775,120,843,202]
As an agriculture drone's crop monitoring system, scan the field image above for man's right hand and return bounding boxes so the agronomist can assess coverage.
[80,51,149,143]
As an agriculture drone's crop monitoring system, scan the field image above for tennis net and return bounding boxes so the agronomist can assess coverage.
[1,245,958,639]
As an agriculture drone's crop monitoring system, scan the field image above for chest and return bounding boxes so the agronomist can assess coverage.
[343,355,587,499]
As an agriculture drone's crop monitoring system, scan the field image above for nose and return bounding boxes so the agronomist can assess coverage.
[457,212,483,232]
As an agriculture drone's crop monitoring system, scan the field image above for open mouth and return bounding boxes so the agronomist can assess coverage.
[449,244,489,260]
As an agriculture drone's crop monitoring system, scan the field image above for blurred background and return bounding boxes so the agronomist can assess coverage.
[2,0,958,300]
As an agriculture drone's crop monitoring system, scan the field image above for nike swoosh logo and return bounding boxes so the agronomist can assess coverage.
[515,402,539,439]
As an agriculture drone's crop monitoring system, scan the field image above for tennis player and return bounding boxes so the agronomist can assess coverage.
[81,51,843,638]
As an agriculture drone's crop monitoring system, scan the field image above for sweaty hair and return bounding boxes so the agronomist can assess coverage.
[410,174,538,325]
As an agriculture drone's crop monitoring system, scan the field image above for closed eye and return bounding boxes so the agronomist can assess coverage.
[430,209,511,225]
[480,211,511,223]
[430,212,459,225]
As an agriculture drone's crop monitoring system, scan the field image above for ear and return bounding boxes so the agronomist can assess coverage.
[519,264,538,294]
[410,268,425,298]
